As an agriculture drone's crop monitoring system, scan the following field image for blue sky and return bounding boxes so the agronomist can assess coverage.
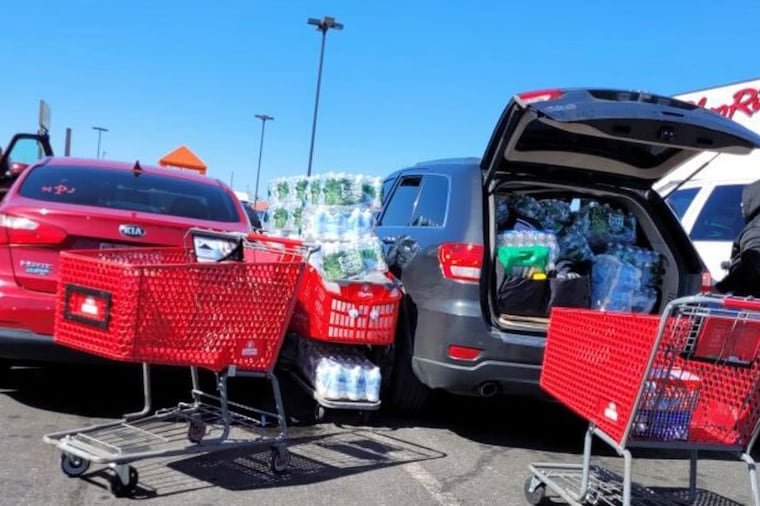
[1,0,758,198]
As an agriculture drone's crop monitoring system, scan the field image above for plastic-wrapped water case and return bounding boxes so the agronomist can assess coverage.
[606,243,663,290]
[507,194,545,222]
[497,230,559,270]
[362,176,383,209]
[269,178,292,207]
[556,217,595,263]
[591,254,642,312]
[269,204,291,232]
[297,339,382,402]
[581,202,637,252]
[539,199,573,232]
[359,236,388,273]
[317,241,367,281]
[322,172,364,206]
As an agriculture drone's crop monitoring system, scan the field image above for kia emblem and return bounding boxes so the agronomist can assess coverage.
[119,224,146,238]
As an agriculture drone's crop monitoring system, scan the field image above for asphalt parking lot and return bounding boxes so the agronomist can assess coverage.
[0,363,755,506]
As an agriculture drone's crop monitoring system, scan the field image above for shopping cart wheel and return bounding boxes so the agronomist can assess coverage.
[187,420,207,444]
[524,476,547,505]
[60,452,90,477]
[110,466,138,498]
[270,445,290,474]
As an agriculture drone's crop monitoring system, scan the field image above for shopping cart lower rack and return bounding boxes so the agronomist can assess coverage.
[43,231,313,497]
[525,294,760,506]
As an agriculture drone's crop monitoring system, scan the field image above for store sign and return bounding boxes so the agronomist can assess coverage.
[690,86,760,121]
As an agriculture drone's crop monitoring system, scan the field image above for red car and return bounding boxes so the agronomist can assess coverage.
[0,153,251,369]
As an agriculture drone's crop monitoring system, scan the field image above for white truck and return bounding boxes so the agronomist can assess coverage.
[656,77,760,281]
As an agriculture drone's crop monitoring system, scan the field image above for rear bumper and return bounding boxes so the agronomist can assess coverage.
[410,302,546,397]
[0,327,105,365]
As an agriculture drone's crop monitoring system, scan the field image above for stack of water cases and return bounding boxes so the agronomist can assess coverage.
[266,173,398,417]
[266,173,387,283]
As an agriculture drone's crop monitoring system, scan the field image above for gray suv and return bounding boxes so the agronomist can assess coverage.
[376,87,760,413]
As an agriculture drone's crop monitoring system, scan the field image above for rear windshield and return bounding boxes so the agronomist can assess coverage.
[18,164,240,222]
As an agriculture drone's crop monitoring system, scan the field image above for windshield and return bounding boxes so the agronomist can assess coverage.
[18,164,240,222]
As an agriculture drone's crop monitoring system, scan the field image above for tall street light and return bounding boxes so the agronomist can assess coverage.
[306,15,343,177]
[92,126,108,159]
[254,114,274,207]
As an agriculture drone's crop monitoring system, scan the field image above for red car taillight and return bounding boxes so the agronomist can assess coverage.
[438,243,484,283]
[0,213,67,245]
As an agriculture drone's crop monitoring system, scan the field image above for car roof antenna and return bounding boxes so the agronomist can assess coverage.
[132,160,143,177]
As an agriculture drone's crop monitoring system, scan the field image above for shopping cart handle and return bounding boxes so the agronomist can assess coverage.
[722,297,760,312]
[246,233,320,255]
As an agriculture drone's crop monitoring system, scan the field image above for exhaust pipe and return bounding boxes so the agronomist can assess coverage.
[478,382,500,398]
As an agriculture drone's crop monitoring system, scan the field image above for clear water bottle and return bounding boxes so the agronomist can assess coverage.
[314,359,330,398]
[324,357,342,400]
[334,360,349,400]
[347,361,365,401]
[364,365,381,403]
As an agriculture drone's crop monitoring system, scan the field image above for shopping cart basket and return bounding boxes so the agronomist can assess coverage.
[286,265,401,418]
[525,294,760,506]
[43,231,314,497]
[290,264,402,345]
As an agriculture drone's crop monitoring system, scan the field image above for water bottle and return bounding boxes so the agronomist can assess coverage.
[347,361,364,401]
[314,359,330,398]
[324,357,342,400]
[364,364,382,403]
[334,360,349,400]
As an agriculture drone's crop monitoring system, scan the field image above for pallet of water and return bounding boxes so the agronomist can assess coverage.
[298,339,381,403]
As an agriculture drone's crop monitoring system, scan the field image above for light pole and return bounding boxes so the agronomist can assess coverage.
[92,126,108,159]
[306,16,343,177]
[254,114,274,207]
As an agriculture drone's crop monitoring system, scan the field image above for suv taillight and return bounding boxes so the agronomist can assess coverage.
[0,214,67,245]
[701,270,714,294]
[438,243,484,283]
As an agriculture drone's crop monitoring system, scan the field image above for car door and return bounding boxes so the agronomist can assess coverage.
[375,173,451,277]
[0,133,54,196]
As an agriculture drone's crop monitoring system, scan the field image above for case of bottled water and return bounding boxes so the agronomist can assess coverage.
[298,338,382,403]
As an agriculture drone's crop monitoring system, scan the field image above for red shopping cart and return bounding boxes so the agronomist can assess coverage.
[290,264,402,345]
[525,294,760,506]
[43,230,313,497]
[287,263,402,420]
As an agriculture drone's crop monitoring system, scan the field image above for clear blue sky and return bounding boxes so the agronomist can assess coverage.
[1,0,758,198]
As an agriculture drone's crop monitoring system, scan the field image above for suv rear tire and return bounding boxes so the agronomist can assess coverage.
[385,303,430,415]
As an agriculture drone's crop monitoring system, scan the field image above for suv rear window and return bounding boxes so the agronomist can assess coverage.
[18,164,240,222]
[690,184,746,241]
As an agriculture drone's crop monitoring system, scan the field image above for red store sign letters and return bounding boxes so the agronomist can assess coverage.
[690,87,760,121]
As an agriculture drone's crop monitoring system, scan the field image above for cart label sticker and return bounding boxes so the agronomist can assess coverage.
[604,401,619,422]
[241,340,259,357]
[63,284,112,330]
[81,296,99,316]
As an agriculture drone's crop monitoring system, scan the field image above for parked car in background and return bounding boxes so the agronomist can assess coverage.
[376,88,760,414]
[655,77,760,282]
[0,132,53,197]
[0,150,251,370]
[659,177,752,282]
